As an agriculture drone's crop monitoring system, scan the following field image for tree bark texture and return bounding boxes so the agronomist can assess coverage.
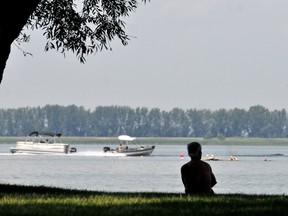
[0,0,40,83]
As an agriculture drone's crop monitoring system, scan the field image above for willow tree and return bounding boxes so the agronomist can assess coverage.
[0,0,148,84]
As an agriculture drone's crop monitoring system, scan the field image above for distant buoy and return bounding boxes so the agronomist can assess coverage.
[180,153,184,159]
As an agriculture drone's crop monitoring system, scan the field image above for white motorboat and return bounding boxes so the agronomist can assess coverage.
[103,135,155,156]
[10,131,77,154]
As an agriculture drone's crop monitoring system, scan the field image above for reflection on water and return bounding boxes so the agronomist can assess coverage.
[0,144,287,195]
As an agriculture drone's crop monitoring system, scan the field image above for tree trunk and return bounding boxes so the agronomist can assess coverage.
[0,0,40,84]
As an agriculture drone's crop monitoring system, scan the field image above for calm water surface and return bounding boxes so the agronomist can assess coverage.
[0,143,287,195]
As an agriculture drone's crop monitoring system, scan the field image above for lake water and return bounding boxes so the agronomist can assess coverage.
[0,143,287,195]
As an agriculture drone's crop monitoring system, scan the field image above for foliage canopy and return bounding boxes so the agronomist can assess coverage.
[0,0,149,83]
[24,0,148,62]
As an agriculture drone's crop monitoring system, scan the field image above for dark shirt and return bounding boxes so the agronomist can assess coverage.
[181,160,217,194]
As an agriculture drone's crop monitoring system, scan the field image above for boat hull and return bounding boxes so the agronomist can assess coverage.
[104,146,155,156]
[10,141,70,154]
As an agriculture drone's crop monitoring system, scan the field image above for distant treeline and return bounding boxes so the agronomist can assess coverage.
[0,105,287,138]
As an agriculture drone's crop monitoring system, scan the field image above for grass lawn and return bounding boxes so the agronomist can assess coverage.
[0,184,287,216]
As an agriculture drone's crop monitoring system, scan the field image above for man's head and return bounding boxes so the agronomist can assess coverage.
[187,142,202,160]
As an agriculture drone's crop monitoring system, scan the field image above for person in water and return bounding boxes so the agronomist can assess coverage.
[181,142,217,194]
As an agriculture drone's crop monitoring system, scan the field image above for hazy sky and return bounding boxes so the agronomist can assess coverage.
[2,0,288,111]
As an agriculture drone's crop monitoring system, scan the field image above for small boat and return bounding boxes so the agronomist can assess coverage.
[228,156,239,161]
[203,155,223,161]
[103,135,155,156]
[10,131,77,154]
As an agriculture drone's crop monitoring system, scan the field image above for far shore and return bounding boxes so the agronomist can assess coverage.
[1,136,288,145]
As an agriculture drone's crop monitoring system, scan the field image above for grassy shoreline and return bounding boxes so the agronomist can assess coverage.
[0,184,287,216]
[1,136,288,145]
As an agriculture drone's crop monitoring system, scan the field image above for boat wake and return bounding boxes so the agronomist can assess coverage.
[0,151,126,157]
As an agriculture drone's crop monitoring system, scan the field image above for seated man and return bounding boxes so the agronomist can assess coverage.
[181,142,217,194]
[118,143,125,151]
